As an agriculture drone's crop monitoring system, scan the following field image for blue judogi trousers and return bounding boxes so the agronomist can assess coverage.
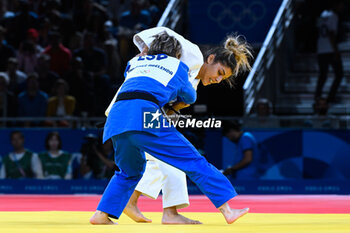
[97,130,237,219]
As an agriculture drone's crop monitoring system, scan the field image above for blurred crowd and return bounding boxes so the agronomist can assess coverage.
[0,0,167,127]
[0,130,117,179]
[0,128,206,180]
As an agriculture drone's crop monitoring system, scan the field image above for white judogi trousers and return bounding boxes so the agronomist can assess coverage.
[135,152,189,209]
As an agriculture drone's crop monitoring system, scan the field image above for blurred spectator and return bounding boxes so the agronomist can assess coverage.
[27,28,44,53]
[0,131,43,179]
[0,72,17,121]
[64,56,95,116]
[304,97,339,128]
[74,32,107,76]
[46,79,76,127]
[68,31,83,52]
[222,120,260,179]
[96,139,117,179]
[71,32,114,116]
[17,73,48,126]
[43,31,72,76]
[107,0,132,21]
[6,57,27,95]
[246,98,279,128]
[0,1,15,19]
[255,98,272,117]
[118,0,152,63]
[86,6,109,44]
[104,37,122,83]
[38,131,73,179]
[72,0,103,32]
[78,133,115,179]
[35,54,60,94]
[4,0,40,48]
[315,1,344,103]
[119,0,151,34]
[37,17,51,48]
[0,26,15,71]
[17,40,38,74]
[147,0,168,26]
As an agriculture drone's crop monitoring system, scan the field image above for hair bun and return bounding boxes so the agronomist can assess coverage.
[224,38,239,51]
[224,35,253,78]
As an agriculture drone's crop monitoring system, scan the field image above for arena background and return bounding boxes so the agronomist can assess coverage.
[0,0,349,232]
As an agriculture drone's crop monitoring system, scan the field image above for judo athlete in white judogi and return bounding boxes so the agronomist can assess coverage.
[90,33,249,225]
[122,26,253,224]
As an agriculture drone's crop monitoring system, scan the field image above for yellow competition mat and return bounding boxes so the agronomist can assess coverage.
[0,212,349,233]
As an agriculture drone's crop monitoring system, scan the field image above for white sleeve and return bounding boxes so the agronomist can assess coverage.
[105,85,122,117]
[31,153,44,179]
[133,27,204,80]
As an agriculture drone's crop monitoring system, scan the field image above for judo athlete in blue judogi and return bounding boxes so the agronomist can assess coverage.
[90,33,249,225]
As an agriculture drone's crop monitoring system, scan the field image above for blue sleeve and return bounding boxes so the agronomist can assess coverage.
[178,82,196,104]
[240,134,254,152]
[177,62,196,104]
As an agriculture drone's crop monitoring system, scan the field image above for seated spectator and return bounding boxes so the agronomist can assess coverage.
[46,79,76,127]
[17,73,48,127]
[43,31,72,76]
[35,54,60,95]
[38,131,73,179]
[17,40,38,74]
[104,38,122,84]
[222,120,260,179]
[0,72,16,122]
[118,0,152,63]
[246,98,279,128]
[4,0,40,48]
[0,26,15,71]
[107,0,132,21]
[6,57,27,95]
[304,97,339,128]
[118,0,151,35]
[147,0,168,26]
[77,134,116,179]
[74,32,107,76]
[78,134,103,179]
[68,31,83,52]
[96,139,117,179]
[0,131,43,179]
[27,28,44,53]
[64,56,95,116]
[74,33,112,116]
[37,17,51,48]
[0,1,15,19]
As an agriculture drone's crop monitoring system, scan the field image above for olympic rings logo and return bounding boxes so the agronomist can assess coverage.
[207,0,266,30]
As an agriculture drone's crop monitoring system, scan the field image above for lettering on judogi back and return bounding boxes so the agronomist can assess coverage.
[124,54,181,87]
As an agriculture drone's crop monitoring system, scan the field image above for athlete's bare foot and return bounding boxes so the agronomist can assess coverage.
[90,211,117,225]
[161,207,202,224]
[218,203,249,224]
[124,203,152,223]
[123,191,152,223]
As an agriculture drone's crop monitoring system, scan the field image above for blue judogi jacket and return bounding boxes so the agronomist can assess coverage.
[103,54,196,143]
